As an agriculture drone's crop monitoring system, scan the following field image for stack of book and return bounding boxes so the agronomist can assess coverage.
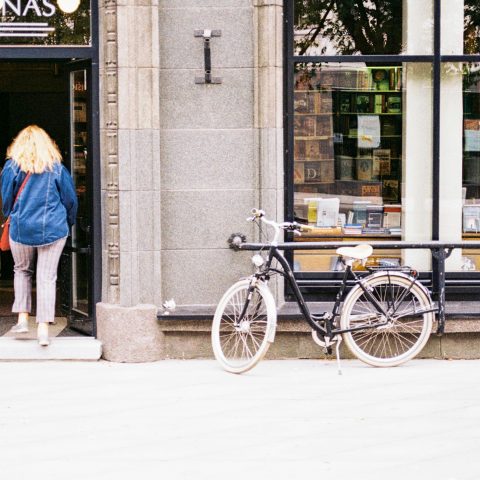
[343,224,363,235]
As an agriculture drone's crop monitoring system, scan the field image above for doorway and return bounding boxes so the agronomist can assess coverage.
[0,60,96,337]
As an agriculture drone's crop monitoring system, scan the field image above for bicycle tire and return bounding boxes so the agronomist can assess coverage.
[340,272,434,367]
[211,279,277,374]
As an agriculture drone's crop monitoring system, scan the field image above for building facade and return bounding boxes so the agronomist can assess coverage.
[2,0,480,360]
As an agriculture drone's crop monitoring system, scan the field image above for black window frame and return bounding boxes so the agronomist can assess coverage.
[284,0,480,300]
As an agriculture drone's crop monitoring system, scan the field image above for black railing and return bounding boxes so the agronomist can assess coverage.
[234,240,480,335]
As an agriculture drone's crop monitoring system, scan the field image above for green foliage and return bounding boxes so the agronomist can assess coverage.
[294,0,403,55]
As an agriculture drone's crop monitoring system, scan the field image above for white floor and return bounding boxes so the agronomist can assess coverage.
[0,359,479,480]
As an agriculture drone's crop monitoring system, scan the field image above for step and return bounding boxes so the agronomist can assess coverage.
[0,337,102,360]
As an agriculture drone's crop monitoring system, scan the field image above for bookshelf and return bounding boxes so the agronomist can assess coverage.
[293,66,403,270]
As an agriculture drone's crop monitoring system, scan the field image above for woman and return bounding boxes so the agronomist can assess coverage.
[1,125,78,346]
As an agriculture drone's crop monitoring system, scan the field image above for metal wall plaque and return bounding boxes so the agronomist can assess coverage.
[0,0,91,45]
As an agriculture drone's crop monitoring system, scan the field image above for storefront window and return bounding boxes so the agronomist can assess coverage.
[294,0,433,56]
[292,62,433,272]
[461,63,480,270]
[0,0,91,45]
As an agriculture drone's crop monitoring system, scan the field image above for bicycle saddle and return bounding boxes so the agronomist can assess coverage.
[336,244,373,260]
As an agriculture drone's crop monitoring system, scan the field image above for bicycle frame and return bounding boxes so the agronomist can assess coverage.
[257,245,429,338]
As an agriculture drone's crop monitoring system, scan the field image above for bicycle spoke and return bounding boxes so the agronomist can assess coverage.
[343,275,433,366]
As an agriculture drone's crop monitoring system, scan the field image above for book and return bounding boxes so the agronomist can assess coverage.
[316,197,340,227]
[294,116,315,136]
[366,204,384,229]
[304,161,334,184]
[356,156,373,181]
[383,204,401,229]
[294,162,305,184]
[387,94,401,113]
[383,179,400,202]
[352,200,371,226]
[343,224,363,235]
[373,149,391,176]
[316,116,333,136]
[463,204,480,232]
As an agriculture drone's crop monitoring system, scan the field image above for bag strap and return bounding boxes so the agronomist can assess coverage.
[3,172,32,227]
[14,172,31,203]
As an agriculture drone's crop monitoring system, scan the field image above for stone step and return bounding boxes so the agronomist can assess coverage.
[0,337,102,361]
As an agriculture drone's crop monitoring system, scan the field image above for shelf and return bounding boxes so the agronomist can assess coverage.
[337,112,402,116]
[294,136,333,140]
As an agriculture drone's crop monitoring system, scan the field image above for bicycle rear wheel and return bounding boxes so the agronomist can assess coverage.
[340,272,434,367]
[211,279,277,374]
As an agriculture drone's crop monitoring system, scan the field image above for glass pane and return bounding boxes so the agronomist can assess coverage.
[70,69,89,315]
[293,62,433,272]
[0,0,91,45]
[464,2,480,54]
[293,0,433,56]
[461,63,480,271]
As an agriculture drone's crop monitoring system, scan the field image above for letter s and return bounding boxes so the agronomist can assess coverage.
[42,0,55,16]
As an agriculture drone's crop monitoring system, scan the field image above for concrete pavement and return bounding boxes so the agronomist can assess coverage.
[0,359,479,480]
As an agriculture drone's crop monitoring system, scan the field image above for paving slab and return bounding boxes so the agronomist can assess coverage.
[0,359,479,480]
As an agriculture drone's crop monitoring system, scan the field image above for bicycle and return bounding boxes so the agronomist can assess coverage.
[211,209,436,374]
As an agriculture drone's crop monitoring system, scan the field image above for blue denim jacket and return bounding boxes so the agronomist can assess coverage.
[1,159,78,246]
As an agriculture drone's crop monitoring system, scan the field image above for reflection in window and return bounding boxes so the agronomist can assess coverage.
[294,0,404,55]
[465,1,480,54]
[0,1,91,46]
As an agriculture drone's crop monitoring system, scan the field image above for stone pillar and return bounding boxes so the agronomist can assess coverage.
[98,0,163,361]
[100,0,162,308]
[254,0,284,303]
[96,303,164,362]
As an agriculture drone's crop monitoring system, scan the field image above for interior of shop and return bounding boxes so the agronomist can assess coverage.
[0,61,78,337]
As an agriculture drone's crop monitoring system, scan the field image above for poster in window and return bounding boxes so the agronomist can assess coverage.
[358,115,381,148]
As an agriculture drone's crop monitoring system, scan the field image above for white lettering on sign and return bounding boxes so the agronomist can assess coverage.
[1,0,56,16]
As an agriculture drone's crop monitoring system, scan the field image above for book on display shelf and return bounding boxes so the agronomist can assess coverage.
[342,224,363,235]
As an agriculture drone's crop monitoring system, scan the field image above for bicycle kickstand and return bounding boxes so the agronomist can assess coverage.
[335,336,343,376]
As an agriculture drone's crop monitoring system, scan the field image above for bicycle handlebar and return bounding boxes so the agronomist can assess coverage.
[247,209,314,246]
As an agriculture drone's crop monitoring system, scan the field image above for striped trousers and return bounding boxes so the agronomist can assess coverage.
[10,237,67,324]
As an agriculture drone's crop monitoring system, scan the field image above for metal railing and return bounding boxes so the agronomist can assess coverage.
[233,239,480,335]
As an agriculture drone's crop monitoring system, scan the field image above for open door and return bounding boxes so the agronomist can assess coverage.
[59,60,94,335]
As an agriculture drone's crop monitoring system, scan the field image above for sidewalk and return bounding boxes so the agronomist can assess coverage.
[0,359,479,480]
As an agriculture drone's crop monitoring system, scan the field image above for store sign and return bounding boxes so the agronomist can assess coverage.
[0,0,90,45]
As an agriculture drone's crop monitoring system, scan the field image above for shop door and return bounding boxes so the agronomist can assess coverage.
[59,61,94,335]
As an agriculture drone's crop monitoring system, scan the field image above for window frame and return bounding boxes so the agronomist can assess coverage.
[284,0,480,299]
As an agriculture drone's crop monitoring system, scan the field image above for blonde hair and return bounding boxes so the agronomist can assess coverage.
[7,125,62,174]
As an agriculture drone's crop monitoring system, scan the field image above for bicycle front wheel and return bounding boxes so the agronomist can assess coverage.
[340,272,434,367]
[211,279,277,374]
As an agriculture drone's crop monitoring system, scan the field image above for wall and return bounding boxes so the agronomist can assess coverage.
[100,0,284,310]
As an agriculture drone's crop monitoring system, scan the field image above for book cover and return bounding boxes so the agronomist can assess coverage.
[352,200,371,226]
[316,198,340,227]
[356,156,373,181]
[383,179,399,202]
[294,116,316,137]
[305,140,320,159]
[294,162,305,184]
[315,116,333,137]
[366,204,384,229]
[373,149,391,176]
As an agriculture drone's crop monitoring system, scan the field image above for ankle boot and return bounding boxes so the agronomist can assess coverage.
[37,323,49,346]
[11,313,29,334]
